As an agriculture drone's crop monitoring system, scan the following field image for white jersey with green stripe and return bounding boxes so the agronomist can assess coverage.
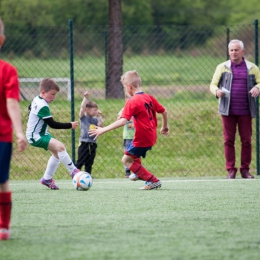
[26,96,52,143]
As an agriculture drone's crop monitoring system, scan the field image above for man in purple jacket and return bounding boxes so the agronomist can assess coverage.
[210,39,260,179]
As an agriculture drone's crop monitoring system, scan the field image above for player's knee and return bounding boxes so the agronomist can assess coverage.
[122,155,132,168]
[121,156,127,165]
[56,143,66,152]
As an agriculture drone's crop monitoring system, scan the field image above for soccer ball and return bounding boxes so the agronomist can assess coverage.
[129,173,139,181]
[73,171,93,191]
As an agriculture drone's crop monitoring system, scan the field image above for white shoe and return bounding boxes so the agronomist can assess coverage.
[139,181,162,190]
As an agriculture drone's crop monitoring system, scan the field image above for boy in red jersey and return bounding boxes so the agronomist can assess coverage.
[0,18,27,240]
[89,70,169,190]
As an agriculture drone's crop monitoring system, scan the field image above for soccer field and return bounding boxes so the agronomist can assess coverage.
[1,177,260,260]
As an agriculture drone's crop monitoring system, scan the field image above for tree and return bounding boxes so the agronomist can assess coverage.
[121,0,153,25]
[106,0,124,99]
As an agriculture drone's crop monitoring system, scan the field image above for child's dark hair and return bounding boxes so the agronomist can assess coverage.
[40,78,60,92]
[86,100,98,109]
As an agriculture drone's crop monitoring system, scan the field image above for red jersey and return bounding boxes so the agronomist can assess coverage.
[121,92,165,147]
[0,60,20,142]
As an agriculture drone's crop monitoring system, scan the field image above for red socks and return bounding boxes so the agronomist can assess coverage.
[0,191,12,230]
[129,162,158,182]
[134,157,141,165]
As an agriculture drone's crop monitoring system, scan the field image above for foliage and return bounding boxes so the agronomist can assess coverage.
[1,0,258,56]
[121,0,154,25]
[0,0,109,26]
[227,0,260,25]
[0,0,55,26]
[1,0,254,27]
[149,0,230,26]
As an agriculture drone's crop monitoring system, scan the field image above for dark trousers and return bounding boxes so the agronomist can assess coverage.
[222,115,252,172]
[76,142,97,174]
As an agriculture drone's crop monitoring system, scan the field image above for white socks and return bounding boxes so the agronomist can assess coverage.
[58,150,77,173]
[43,155,60,180]
[43,151,77,180]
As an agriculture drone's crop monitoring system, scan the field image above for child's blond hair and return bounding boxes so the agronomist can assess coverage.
[121,70,142,88]
[40,78,60,92]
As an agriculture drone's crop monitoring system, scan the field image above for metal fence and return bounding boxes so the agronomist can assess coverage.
[2,20,259,180]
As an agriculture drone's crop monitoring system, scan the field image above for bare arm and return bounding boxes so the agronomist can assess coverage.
[7,98,27,151]
[160,110,169,136]
[79,91,89,118]
[89,117,127,140]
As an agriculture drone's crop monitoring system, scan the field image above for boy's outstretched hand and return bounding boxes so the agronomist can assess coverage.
[84,91,90,99]
[160,126,169,136]
[89,126,105,140]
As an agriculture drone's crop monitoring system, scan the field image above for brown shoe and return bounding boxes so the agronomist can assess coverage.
[241,170,254,179]
[227,170,236,179]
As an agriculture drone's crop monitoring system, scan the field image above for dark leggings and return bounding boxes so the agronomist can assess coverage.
[76,142,97,174]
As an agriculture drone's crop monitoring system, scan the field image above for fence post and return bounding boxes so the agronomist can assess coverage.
[69,19,76,163]
[226,27,230,60]
[254,19,259,175]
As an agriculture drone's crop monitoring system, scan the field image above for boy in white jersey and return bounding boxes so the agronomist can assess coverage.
[26,78,80,190]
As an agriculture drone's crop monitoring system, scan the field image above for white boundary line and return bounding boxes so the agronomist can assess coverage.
[10,178,260,186]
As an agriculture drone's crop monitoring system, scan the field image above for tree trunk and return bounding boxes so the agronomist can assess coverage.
[106,0,124,99]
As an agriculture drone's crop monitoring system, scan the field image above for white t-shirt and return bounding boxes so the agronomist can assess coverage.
[26,96,52,143]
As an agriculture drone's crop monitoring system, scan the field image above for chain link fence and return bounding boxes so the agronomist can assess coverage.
[2,22,259,180]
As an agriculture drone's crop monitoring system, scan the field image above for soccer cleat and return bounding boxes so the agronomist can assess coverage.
[71,168,80,179]
[40,178,59,190]
[0,228,10,240]
[139,180,162,190]
[129,173,139,181]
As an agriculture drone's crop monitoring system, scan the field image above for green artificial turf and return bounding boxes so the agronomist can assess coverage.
[1,177,260,260]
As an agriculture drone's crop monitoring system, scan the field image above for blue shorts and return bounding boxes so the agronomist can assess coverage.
[123,139,132,150]
[0,142,12,183]
[124,140,152,158]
